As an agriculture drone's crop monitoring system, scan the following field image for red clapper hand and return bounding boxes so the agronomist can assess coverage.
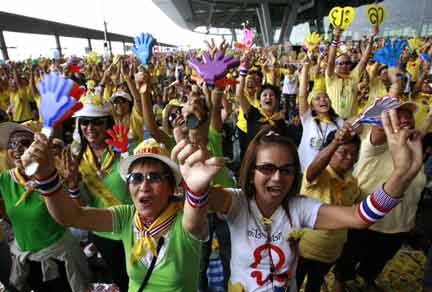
[105,124,129,154]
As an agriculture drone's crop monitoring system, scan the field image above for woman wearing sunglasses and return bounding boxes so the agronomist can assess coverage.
[199,114,419,292]
[21,137,223,292]
[0,122,91,292]
[71,93,131,291]
[326,25,378,119]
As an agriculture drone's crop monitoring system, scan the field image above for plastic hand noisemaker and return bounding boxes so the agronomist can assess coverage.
[304,32,320,51]
[25,72,84,176]
[372,37,408,67]
[366,4,386,26]
[215,77,239,89]
[105,123,129,155]
[234,27,254,51]
[131,32,155,65]
[352,96,400,128]
[188,50,240,85]
[328,6,355,30]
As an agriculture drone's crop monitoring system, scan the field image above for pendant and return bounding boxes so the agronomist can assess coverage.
[96,170,105,178]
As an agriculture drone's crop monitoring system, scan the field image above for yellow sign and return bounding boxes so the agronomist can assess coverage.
[366,4,386,25]
[304,32,320,51]
[328,6,355,30]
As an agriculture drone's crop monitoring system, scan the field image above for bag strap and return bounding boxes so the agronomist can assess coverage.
[137,236,165,292]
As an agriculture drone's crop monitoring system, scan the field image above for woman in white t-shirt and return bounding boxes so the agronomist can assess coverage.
[195,121,422,292]
[298,57,344,172]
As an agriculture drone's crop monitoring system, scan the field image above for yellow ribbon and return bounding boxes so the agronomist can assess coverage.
[258,110,284,126]
[131,201,182,264]
[78,146,122,207]
[11,168,36,206]
[257,215,273,225]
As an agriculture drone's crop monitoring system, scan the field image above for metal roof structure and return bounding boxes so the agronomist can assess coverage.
[153,0,382,46]
[0,11,175,60]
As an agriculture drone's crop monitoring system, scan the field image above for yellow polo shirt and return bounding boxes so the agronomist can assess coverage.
[10,87,34,122]
[325,66,361,119]
[299,165,361,263]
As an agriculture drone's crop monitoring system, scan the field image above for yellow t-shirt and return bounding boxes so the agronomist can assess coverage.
[413,92,432,132]
[0,89,10,111]
[114,106,144,143]
[325,66,361,119]
[10,87,34,122]
[299,165,361,263]
[236,91,260,133]
[406,59,421,82]
[353,127,426,234]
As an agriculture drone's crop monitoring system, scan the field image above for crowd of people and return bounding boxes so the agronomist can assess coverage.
[0,19,432,292]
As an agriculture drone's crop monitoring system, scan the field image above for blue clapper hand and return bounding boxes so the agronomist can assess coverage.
[131,32,154,65]
[25,72,76,176]
[352,96,400,128]
[188,50,240,85]
[373,37,408,67]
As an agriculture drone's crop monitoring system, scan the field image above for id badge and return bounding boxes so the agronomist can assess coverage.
[310,137,323,150]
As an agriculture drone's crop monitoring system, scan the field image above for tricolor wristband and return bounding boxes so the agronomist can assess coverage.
[182,181,209,208]
[239,68,249,76]
[357,184,402,224]
[68,187,81,199]
[331,40,339,47]
[35,171,62,197]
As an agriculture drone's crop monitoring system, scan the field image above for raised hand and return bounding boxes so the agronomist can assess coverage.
[373,37,408,67]
[382,110,423,181]
[131,32,155,65]
[60,147,80,188]
[188,49,240,85]
[171,140,224,194]
[21,133,56,179]
[105,123,129,153]
[37,72,77,129]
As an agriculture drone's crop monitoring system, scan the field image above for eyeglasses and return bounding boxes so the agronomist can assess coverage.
[126,172,169,185]
[80,118,107,126]
[336,61,351,66]
[255,163,296,176]
[7,139,33,150]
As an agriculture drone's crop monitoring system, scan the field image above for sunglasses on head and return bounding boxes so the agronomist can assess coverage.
[8,139,33,150]
[255,163,296,176]
[80,118,107,126]
[126,172,169,185]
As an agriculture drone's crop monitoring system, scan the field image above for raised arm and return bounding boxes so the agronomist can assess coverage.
[21,133,113,232]
[314,109,423,230]
[298,57,311,117]
[236,54,252,115]
[326,26,342,78]
[356,26,379,74]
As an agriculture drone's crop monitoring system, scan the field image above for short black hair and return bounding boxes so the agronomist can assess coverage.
[323,130,361,149]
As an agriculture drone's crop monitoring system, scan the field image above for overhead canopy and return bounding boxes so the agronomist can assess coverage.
[152,0,382,32]
[0,11,175,47]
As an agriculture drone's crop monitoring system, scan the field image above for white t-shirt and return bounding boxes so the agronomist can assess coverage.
[298,108,344,172]
[222,189,322,292]
[282,74,299,95]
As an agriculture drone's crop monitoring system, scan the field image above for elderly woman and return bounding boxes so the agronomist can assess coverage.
[0,122,91,292]
[22,136,222,291]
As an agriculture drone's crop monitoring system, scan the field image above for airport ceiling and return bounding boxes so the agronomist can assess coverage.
[153,0,383,32]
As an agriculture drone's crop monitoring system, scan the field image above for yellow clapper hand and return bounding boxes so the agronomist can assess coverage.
[366,4,386,26]
[328,6,355,30]
[408,36,424,51]
[304,32,320,51]
[86,51,98,65]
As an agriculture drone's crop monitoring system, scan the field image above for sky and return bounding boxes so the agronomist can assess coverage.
[1,0,225,60]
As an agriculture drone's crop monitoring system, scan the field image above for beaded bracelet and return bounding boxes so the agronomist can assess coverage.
[182,181,209,208]
[68,187,81,199]
[357,184,402,224]
[35,171,62,197]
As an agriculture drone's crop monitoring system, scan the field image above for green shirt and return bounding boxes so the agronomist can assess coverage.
[208,127,236,187]
[110,204,201,292]
[0,170,65,252]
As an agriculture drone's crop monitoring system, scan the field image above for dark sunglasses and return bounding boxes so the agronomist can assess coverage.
[255,163,296,176]
[168,106,183,125]
[80,118,107,126]
[396,73,408,82]
[112,97,128,105]
[336,61,352,66]
[126,172,169,185]
[8,139,33,150]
